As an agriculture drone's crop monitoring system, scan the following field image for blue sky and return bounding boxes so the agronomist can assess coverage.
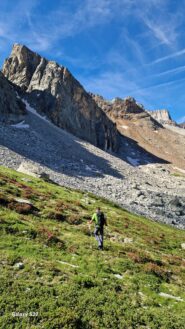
[0,0,185,122]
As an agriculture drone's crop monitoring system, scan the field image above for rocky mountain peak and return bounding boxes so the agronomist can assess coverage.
[3,44,42,91]
[121,96,144,114]
[2,44,119,152]
[148,109,175,125]
[91,94,154,118]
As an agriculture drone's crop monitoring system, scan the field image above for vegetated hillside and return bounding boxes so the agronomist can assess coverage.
[0,166,185,329]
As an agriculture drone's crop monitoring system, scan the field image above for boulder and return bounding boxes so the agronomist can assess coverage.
[17,161,49,180]
[124,237,133,243]
[181,243,185,250]
[14,262,24,269]
[14,197,33,205]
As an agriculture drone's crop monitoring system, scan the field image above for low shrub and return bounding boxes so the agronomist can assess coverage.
[143,262,171,281]
[66,214,82,225]
[46,210,66,221]
[38,227,65,249]
[0,193,9,206]
[8,202,36,215]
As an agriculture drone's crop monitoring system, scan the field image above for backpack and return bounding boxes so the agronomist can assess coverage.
[97,212,106,227]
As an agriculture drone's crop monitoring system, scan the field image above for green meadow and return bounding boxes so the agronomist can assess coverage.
[0,166,185,329]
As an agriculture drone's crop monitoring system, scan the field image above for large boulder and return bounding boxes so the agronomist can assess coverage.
[3,44,119,152]
[17,161,49,180]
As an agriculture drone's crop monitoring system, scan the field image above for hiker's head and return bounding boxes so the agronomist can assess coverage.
[96,207,101,213]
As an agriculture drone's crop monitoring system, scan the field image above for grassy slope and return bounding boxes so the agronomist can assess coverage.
[0,165,185,329]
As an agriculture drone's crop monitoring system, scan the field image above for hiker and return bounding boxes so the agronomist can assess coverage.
[89,207,107,250]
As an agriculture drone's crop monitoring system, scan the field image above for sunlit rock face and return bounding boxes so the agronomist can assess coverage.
[147,109,175,126]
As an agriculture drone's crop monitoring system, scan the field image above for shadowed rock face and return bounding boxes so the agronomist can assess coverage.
[0,71,26,123]
[3,44,119,152]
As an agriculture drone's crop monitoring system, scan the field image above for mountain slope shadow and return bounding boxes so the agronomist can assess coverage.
[118,134,170,167]
[23,89,170,168]
[0,110,124,179]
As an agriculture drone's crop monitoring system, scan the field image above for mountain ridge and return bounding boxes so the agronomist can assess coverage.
[90,94,162,129]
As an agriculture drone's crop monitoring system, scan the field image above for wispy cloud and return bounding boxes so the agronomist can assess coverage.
[142,18,173,46]
[0,0,115,53]
[153,65,185,77]
[150,48,185,64]
[131,76,185,94]
[80,70,155,108]
[80,68,185,112]
[0,0,185,120]
[137,0,183,48]
[0,0,182,55]
[0,0,38,45]
[81,71,141,97]
[25,0,115,51]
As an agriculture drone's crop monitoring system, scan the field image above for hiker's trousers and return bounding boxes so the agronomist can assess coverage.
[94,226,104,248]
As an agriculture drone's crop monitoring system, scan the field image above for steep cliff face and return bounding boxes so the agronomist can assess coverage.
[148,109,175,125]
[3,44,119,152]
[0,71,26,123]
